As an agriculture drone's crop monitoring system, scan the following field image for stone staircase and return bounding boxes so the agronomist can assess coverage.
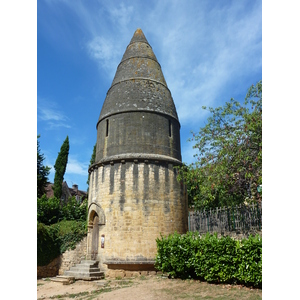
[63,260,104,280]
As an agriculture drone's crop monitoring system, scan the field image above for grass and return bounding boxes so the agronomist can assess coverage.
[43,277,51,281]
[38,276,262,300]
[44,289,114,300]
[49,291,89,299]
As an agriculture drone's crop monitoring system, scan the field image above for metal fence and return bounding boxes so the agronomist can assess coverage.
[188,203,262,233]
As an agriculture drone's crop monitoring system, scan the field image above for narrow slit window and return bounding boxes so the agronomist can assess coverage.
[169,120,172,137]
[106,119,109,137]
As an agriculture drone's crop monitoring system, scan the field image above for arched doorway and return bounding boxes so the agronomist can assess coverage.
[88,203,105,261]
[91,213,99,260]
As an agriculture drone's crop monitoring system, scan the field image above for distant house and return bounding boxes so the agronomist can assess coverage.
[44,181,87,203]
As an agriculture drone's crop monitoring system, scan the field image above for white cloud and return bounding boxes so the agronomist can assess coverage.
[87,36,121,74]
[38,106,66,122]
[66,156,89,176]
[38,0,261,139]
[149,1,262,127]
[37,100,71,129]
[108,3,134,28]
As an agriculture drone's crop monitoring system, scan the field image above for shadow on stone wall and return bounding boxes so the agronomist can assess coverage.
[37,236,87,279]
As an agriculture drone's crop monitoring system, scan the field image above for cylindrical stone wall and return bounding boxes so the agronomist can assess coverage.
[87,160,188,270]
[87,28,188,273]
[96,111,181,162]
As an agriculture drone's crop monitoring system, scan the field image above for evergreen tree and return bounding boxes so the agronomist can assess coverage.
[87,143,96,191]
[37,135,51,198]
[53,136,69,199]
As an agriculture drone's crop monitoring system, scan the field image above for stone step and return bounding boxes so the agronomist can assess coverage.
[64,270,105,280]
[69,266,101,272]
[63,260,104,280]
[79,260,98,266]
[76,264,98,268]
[64,270,104,276]
[49,276,75,285]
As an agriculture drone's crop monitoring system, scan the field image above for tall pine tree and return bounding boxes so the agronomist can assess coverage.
[37,135,51,197]
[53,136,69,199]
[86,143,96,189]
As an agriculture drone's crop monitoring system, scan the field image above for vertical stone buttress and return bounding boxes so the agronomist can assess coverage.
[87,29,188,272]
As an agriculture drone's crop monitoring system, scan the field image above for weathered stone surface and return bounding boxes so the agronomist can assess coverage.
[87,28,188,274]
[37,237,87,279]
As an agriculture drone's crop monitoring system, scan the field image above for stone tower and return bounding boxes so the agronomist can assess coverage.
[87,28,188,274]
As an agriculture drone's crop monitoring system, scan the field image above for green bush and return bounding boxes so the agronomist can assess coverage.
[37,220,87,266]
[61,197,87,222]
[37,195,87,225]
[37,222,60,266]
[37,195,62,225]
[236,235,262,287]
[52,220,87,253]
[194,233,238,283]
[37,194,88,266]
[155,232,198,279]
[155,232,262,287]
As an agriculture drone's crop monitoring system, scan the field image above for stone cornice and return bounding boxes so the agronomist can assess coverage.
[88,153,182,173]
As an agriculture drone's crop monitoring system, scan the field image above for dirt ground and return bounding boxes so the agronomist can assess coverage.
[37,275,262,300]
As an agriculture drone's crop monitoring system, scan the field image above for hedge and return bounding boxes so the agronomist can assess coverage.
[155,232,262,287]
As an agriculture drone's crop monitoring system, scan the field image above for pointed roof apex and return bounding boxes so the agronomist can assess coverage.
[98,28,179,125]
[129,28,149,45]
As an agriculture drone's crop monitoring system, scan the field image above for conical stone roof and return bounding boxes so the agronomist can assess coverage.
[97,28,179,126]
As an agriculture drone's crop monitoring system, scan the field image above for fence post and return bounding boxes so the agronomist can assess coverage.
[257,202,261,230]
[227,206,231,231]
[216,207,219,233]
[232,206,236,230]
[188,203,262,234]
[207,209,209,232]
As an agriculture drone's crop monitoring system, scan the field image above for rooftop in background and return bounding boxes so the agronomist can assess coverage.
[44,182,87,203]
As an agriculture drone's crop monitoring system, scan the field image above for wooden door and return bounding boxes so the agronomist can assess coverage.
[91,214,99,260]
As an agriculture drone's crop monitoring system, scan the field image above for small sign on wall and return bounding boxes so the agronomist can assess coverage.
[101,234,105,248]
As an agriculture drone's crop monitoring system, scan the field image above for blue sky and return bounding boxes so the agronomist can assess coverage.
[4,2,300,295]
[37,0,262,192]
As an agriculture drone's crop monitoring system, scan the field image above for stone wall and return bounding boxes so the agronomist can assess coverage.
[105,269,158,278]
[96,111,181,162]
[87,160,188,270]
[37,236,87,279]
[37,256,61,279]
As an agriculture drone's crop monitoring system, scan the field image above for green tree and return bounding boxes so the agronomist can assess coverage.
[53,136,69,199]
[37,135,51,198]
[61,196,88,222]
[86,143,96,190]
[37,195,61,225]
[177,81,262,210]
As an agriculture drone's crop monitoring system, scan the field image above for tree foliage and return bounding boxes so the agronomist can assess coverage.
[37,195,87,225]
[37,135,51,198]
[53,136,69,199]
[37,195,61,225]
[86,143,96,189]
[177,81,262,210]
[37,220,87,266]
